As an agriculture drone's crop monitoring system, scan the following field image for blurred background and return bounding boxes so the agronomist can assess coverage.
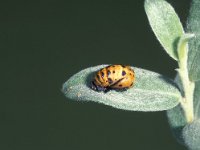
[1,0,190,149]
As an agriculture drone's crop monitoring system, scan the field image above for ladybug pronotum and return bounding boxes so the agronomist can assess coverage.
[91,65,135,92]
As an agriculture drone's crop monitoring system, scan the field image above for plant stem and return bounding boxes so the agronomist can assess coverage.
[177,34,195,123]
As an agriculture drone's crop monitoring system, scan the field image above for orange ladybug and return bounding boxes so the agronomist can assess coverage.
[91,65,135,92]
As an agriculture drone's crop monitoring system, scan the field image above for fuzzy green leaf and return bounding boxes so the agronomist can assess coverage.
[168,108,200,149]
[187,0,200,81]
[167,104,186,144]
[182,119,200,150]
[62,65,181,111]
[145,0,184,60]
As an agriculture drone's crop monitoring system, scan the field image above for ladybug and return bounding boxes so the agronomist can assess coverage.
[91,65,135,92]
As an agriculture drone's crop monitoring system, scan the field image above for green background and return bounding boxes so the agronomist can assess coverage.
[1,0,189,149]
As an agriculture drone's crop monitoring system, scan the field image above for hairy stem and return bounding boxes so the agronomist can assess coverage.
[177,34,195,123]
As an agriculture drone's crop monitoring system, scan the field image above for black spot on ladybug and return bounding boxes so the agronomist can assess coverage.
[122,70,126,76]
[108,78,113,84]
[121,65,126,68]
[107,70,111,76]
[101,72,104,78]
[113,71,115,73]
